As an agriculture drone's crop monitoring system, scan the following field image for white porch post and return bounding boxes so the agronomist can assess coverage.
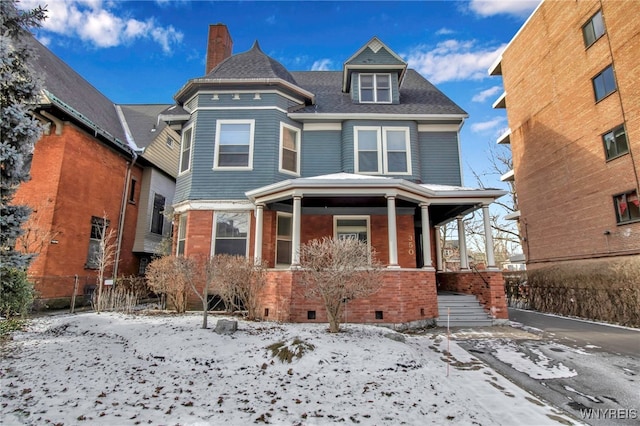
[386,195,399,268]
[420,203,433,269]
[291,195,302,267]
[434,225,443,271]
[482,203,498,269]
[253,204,264,266]
[457,216,469,270]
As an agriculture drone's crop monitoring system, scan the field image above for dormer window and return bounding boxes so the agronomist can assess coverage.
[359,74,391,103]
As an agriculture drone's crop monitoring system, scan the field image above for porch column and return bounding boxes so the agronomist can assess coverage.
[457,216,470,270]
[386,195,399,268]
[434,225,443,271]
[482,203,497,269]
[253,204,264,266]
[420,203,433,269]
[291,195,302,267]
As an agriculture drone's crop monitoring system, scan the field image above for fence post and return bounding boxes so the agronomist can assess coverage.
[70,274,79,313]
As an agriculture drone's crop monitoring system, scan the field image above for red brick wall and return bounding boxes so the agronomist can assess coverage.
[259,269,437,325]
[437,272,508,319]
[500,0,640,266]
[14,123,141,302]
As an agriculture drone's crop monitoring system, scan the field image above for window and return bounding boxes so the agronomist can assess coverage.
[334,216,369,244]
[359,73,391,103]
[128,179,136,203]
[582,10,605,47]
[276,213,292,265]
[614,190,640,224]
[354,126,411,175]
[166,136,174,149]
[179,127,193,174]
[602,125,629,160]
[592,65,616,102]
[279,123,300,175]
[215,120,254,169]
[176,214,187,256]
[150,193,165,235]
[214,212,249,256]
[86,216,109,269]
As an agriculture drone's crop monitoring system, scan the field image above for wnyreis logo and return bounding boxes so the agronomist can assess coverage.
[580,408,638,420]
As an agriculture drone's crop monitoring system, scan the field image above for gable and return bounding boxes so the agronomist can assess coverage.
[342,37,407,93]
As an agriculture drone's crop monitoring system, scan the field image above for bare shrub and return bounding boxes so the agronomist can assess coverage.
[146,256,194,313]
[211,255,266,320]
[298,237,384,333]
[528,256,640,326]
[92,285,139,314]
[266,338,315,363]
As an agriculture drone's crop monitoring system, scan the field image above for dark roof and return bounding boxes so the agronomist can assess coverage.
[205,41,297,85]
[28,36,128,145]
[118,104,172,149]
[290,70,467,116]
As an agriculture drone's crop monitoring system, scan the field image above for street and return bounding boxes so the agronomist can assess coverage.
[457,309,640,425]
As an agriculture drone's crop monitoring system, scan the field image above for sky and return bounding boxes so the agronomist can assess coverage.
[0,311,581,425]
[18,0,541,190]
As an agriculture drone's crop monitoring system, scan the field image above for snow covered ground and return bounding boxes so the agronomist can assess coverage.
[0,312,582,425]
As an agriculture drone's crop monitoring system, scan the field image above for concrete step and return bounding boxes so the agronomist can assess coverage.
[437,293,492,327]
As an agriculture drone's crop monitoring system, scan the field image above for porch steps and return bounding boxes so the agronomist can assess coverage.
[436,293,493,327]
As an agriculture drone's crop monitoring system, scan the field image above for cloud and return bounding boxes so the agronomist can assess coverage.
[468,0,540,18]
[404,39,506,84]
[18,0,182,54]
[311,59,333,71]
[470,116,506,133]
[436,28,455,36]
[472,86,502,103]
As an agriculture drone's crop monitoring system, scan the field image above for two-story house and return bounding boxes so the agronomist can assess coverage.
[166,25,508,327]
[13,36,179,308]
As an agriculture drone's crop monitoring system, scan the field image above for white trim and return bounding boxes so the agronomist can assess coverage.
[333,215,371,254]
[275,211,293,266]
[504,210,521,221]
[183,89,307,109]
[175,78,315,104]
[354,126,382,174]
[303,122,342,131]
[176,214,187,256]
[500,169,515,182]
[214,119,255,170]
[173,199,253,213]
[358,73,392,104]
[211,211,250,257]
[194,106,289,114]
[288,113,468,121]
[418,124,461,132]
[492,91,506,109]
[496,128,511,145]
[178,124,194,175]
[382,126,412,175]
[278,122,301,176]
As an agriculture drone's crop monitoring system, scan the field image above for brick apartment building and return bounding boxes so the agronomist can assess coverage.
[490,0,640,269]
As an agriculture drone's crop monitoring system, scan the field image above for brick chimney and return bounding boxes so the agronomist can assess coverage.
[205,24,233,74]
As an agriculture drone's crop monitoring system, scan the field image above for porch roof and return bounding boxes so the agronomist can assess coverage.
[245,173,506,224]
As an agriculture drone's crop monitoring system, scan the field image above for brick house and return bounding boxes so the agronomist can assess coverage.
[13,37,179,307]
[490,0,640,269]
[164,25,509,327]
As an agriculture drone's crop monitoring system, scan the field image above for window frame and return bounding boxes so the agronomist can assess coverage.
[613,190,640,225]
[582,10,605,48]
[592,65,617,102]
[85,216,109,269]
[212,211,250,257]
[278,122,301,176]
[358,73,392,104]
[354,126,411,175]
[150,193,166,235]
[602,124,629,161]
[179,125,193,175]
[176,214,187,256]
[128,178,137,204]
[333,215,371,256]
[214,119,255,170]
[275,212,293,266]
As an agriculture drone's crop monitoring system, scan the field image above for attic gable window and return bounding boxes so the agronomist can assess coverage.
[359,73,391,103]
[214,120,254,170]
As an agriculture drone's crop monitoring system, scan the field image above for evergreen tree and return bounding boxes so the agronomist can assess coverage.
[0,1,46,316]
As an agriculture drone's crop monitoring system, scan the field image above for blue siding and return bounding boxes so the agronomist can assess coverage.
[301,131,342,177]
[347,46,405,66]
[419,132,462,186]
[197,92,299,110]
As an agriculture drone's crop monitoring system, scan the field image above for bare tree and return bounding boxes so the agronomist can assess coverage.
[188,256,212,329]
[298,237,383,333]
[94,214,117,313]
[146,256,191,313]
[211,255,266,320]
[15,200,60,258]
